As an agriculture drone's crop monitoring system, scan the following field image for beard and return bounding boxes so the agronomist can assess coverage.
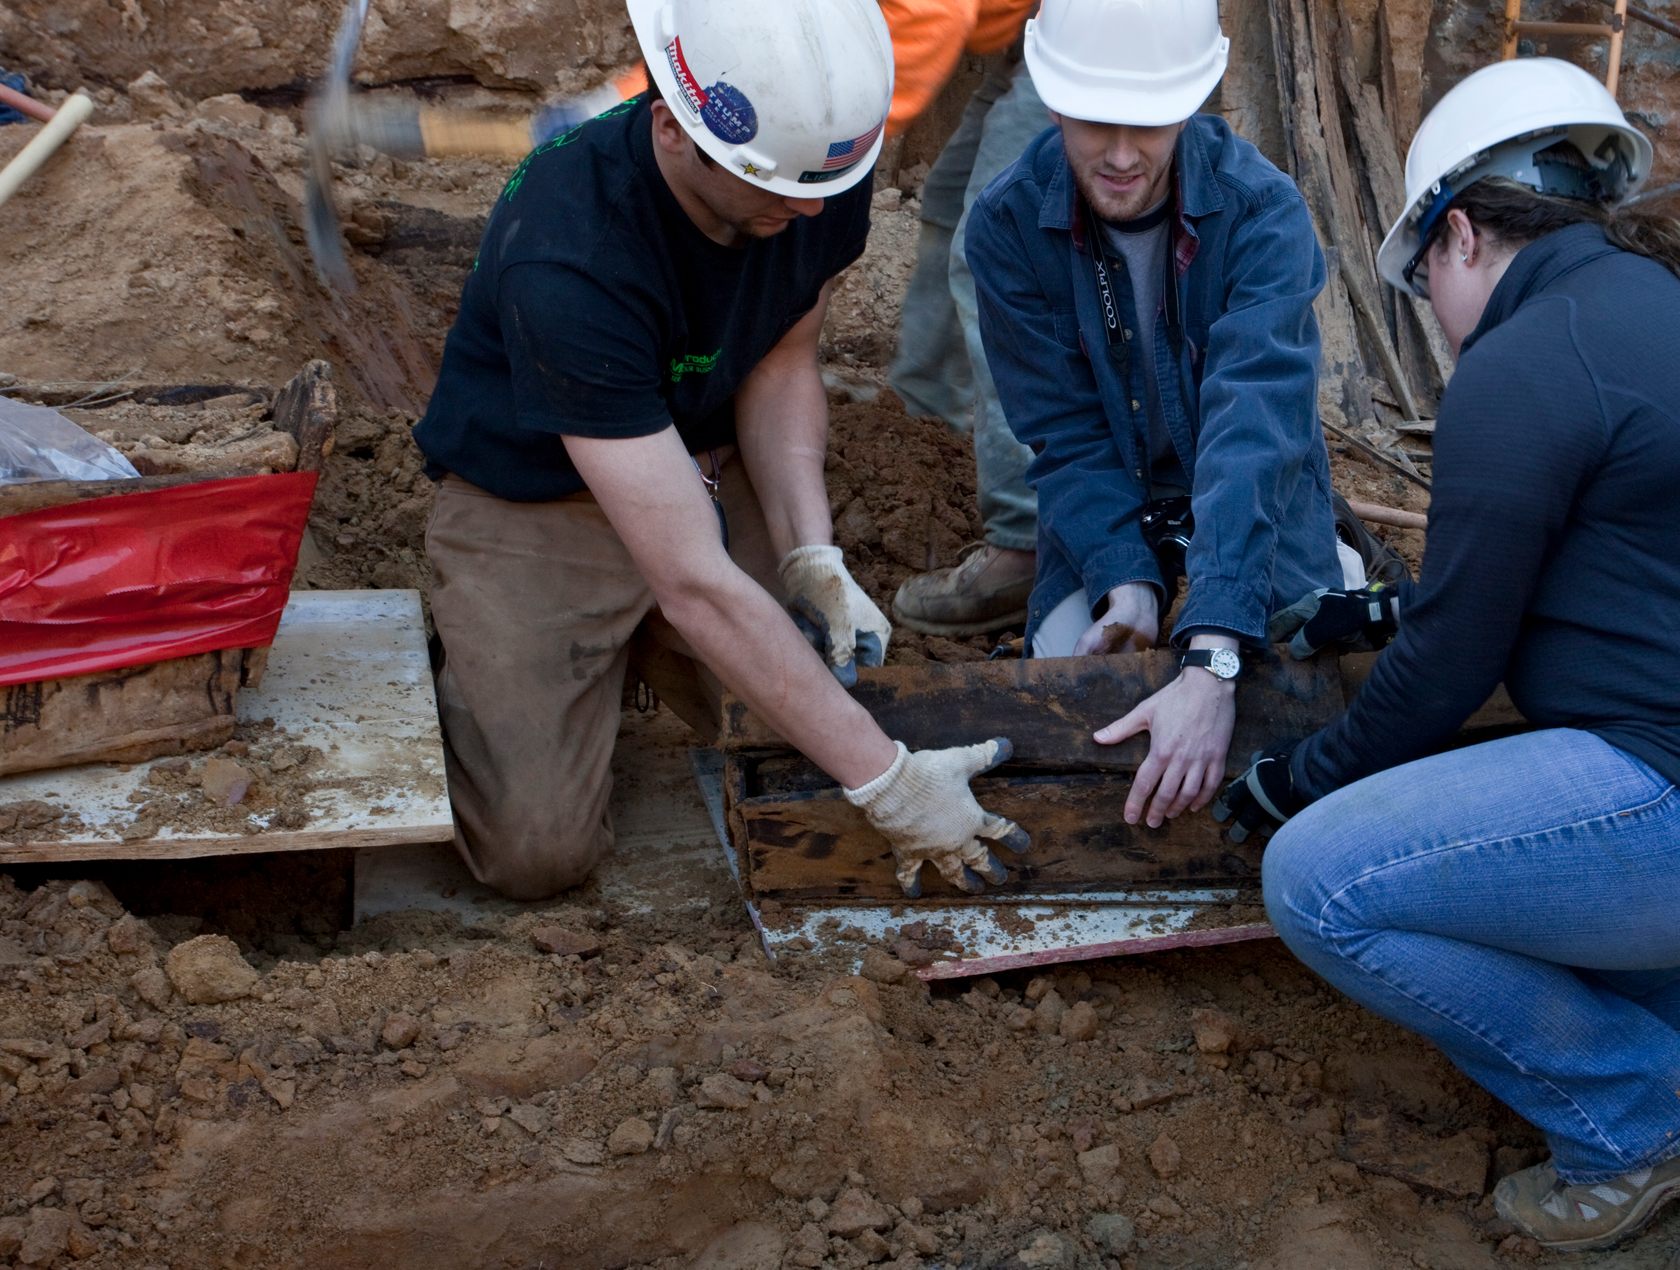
[1072,161,1174,225]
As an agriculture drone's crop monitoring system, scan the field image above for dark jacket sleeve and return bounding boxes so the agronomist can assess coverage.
[1177,189,1328,642]
[968,192,1164,604]
[1292,304,1607,797]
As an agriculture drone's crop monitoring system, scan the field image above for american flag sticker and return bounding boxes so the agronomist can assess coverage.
[820,120,884,171]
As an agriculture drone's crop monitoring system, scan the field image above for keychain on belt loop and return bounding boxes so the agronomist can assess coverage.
[694,449,728,550]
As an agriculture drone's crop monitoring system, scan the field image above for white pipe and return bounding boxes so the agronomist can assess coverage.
[0,91,95,209]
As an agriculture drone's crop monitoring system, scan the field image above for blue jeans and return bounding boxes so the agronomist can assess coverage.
[889,62,1044,553]
[1264,729,1680,1183]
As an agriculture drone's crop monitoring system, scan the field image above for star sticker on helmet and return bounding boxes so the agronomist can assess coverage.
[740,161,764,177]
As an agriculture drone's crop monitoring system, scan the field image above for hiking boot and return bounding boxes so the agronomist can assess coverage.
[893,544,1034,636]
[1493,1155,1680,1252]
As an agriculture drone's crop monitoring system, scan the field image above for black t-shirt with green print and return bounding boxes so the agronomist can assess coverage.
[414,95,872,501]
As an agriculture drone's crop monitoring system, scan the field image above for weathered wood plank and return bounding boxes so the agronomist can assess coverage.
[722,649,1346,776]
[0,649,261,777]
[269,359,337,473]
[741,774,1263,903]
[0,471,237,518]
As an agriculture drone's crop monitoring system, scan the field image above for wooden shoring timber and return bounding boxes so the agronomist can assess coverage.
[740,774,1266,903]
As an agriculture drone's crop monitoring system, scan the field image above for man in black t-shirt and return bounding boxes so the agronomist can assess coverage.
[413,0,1030,902]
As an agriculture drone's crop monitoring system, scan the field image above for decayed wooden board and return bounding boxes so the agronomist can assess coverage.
[727,646,1531,903]
[0,590,452,862]
[0,648,265,777]
[742,774,1264,902]
[722,649,1346,776]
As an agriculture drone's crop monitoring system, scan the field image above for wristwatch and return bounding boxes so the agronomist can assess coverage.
[1179,648,1243,681]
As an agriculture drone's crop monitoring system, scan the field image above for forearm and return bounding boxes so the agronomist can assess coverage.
[661,564,896,788]
[736,363,833,558]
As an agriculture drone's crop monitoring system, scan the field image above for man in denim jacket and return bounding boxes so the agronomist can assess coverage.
[969,0,1346,830]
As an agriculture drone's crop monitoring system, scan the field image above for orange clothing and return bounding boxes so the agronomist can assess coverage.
[610,2,1034,139]
[881,0,1035,136]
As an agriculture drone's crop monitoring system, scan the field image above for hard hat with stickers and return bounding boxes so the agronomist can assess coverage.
[627,0,894,199]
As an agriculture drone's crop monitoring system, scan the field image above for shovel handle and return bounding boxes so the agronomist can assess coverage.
[0,82,56,124]
[0,91,94,209]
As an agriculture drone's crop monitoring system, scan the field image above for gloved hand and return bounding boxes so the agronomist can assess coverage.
[1268,583,1400,659]
[844,739,1033,898]
[779,545,892,688]
[1210,746,1308,843]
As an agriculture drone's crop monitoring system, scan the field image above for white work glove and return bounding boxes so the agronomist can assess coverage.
[844,739,1033,899]
[779,545,892,688]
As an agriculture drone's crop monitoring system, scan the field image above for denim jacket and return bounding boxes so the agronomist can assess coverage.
[968,115,1342,647]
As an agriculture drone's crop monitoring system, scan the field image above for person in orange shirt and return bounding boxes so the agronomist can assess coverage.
[884,0,1048,638]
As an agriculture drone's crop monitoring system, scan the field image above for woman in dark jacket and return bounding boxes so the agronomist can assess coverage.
[1215,57,1680,1253]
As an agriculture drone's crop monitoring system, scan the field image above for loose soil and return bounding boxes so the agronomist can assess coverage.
[1,5,1677,1268]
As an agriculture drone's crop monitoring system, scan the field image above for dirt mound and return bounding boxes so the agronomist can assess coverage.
[3,855,1625,1270]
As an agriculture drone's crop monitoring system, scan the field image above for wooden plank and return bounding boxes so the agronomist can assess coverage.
[0,471,237,518]
[741,774,1264,903]
[0,648,262,777]
[722,649,1346,777]
[269,359,337,473]
[0,590,453,863]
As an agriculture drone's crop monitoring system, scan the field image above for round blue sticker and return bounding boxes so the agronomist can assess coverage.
[701,81,758,145]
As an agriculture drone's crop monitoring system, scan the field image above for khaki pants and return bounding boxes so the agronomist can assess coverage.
[424,454,779,900]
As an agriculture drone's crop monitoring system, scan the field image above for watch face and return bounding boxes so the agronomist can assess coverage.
[1209,648,1242,680]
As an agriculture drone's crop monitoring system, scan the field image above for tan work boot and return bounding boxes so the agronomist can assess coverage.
[893,543,1034,636]
[1493,1155,1680,1252]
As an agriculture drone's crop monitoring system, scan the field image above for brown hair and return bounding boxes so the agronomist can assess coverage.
[1437,175,1680,279]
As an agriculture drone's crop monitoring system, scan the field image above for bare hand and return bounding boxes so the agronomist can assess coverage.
[1094,670,1237,828]
[1073,583,1160,657]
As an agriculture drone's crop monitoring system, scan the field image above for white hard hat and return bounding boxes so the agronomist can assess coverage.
[1378,57,1653,296]
[627,0,893,199]
[1024,0,1229,127]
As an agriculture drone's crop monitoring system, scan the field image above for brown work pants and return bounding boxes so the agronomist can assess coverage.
[424,456,779,900]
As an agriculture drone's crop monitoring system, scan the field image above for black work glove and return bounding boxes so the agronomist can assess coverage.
[1211,746,1308,843]
[1267,583,1400,660]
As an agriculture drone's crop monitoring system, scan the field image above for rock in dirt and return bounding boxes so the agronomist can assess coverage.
[694,1072,754,1110]
[1190,1007,1239,1054]
[104,914,154,956]
[18,1207,70,1267]
[130,965,173,1009]
[1033,989,1067,1035]
[1076,1143,1121,1189]
[1016,1231,1070,1266]
[530,926,602,958]
[380,1013,422,1049]
[1148,1132,1183,1179]
[1059,1001,1099,1042]
[165,934,258,1003]
[825,1187,890,1237]
[1086,1213,1135,1255]
[607,1117,653,1156]
[859,946,909,984]
[560,1137,605,1166]
[200,757,253,807]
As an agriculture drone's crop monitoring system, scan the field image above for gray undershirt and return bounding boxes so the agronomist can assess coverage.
[1099,204,1186,497]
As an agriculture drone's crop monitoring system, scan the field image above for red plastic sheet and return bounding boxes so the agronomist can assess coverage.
[0,472,318,687]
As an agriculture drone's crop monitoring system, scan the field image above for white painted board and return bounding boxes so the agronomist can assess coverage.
[0,590,453,862]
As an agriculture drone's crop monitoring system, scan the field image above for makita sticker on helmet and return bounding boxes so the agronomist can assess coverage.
[664,37,706,119]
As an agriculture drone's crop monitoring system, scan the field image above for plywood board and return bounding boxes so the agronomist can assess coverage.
[0,590,452,862]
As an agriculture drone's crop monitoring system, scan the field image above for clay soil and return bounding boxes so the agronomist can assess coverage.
[2,5,1679,1268]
